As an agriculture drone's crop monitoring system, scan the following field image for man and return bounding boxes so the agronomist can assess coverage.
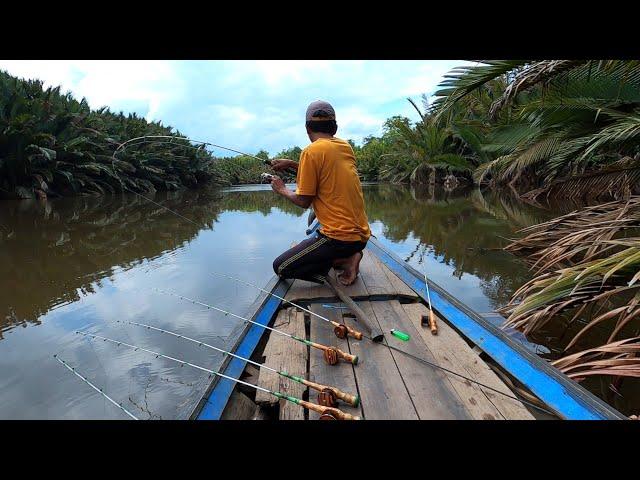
[269,100,371,286]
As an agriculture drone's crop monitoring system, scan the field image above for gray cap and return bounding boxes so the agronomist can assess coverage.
[305,100,336,121]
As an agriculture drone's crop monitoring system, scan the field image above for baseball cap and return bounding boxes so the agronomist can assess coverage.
[306,100,336,121]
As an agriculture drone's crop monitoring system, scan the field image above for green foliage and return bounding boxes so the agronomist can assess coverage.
[353,98,482,183]
[432,60,640,193]
[355,60,640,196]
[0,70,215,198]
[212,145,301,185]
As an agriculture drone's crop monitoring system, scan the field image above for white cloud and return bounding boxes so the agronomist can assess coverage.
[207,105,257,130]
[400,61,464,97]
[252,60,334,87]
[0,59,471,153]
[0,60,181,121]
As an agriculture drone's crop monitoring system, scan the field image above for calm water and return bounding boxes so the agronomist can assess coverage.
[0,184,633,418]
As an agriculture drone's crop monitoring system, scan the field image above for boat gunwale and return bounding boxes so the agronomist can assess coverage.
[190,274,291,420]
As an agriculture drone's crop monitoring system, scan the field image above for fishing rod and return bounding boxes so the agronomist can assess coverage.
[152,288,358,366]
[377,340,555,416]
[421,270,438,335]
[208,272,555,415]
[75,330,360,420]
[118,319,359,408]
[53,354,139,420]
[113,135,273,165]
[107,136,279,229]
[210,271,363,340]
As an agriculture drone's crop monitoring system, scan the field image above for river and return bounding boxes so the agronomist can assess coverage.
[0,183,634,418]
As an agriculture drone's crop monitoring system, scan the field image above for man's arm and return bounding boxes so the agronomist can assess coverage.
[270,176,312,209]
[269,159,298,172]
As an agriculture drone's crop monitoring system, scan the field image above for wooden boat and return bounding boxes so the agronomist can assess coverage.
[190,222,626,421]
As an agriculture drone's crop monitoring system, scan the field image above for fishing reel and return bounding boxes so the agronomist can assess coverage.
[318,413,338,420]
[333,324,348,339]
[260,173,276,183]
[317,388,338,408]
[323,347,339,366]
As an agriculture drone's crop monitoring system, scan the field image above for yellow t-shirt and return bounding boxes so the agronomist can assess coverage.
[295,137,371,242]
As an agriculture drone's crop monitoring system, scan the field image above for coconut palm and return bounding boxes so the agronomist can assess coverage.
[432,60,640,199]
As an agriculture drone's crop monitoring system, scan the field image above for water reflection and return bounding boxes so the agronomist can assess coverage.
[364,184,553,315]
[0,186,306,419]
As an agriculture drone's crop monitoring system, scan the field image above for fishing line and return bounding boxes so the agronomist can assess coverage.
[365,335,556,416]
[109,135,271,228]
[119,319,359,407]
[53,354,138,420]
[210,270,363,339]
[76,330,267,388]
[75,330,359,420]
[150,288,358,365]
[113,135,270,163]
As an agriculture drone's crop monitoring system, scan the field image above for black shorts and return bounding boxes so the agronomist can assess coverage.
[273,232,367,284]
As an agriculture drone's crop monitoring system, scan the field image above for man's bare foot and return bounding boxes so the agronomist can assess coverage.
[337,251,363,286]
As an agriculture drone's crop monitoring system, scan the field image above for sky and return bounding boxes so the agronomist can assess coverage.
[0,60,471,156]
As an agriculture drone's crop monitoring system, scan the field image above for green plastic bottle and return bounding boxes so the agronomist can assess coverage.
[390,329,410,341]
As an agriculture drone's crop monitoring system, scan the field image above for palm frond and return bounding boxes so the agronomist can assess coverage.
[488,60,589,118]
[551,337,640,381]
[432,60,529,116]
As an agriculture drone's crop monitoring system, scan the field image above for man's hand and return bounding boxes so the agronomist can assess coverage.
[270,175,313,209]
[270,175,288,195]
[269,159,298,172]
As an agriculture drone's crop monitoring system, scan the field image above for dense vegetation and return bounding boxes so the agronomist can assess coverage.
[355,61,640,203]
[352,61,640,393]
[0,68,307,197]
[425,62,640,390]
[0,70,216,199]
[4,61,639,199]
[213,147,300,185]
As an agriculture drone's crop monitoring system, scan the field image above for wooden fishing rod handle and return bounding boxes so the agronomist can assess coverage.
[325,407,361,421]
[302,378,360,407]
[330,346,358,365]
[327,387,360,407]
[428,310,438,335]
[312,342,358,365]
[300,400,361,421]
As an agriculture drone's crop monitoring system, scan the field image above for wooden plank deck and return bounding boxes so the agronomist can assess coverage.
[254,308,307,420]
[225,249,535,420]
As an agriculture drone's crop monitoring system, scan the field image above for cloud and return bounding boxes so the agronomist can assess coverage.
[0,60,472,154]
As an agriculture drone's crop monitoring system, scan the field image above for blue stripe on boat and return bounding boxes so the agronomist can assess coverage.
[196,279,290,420]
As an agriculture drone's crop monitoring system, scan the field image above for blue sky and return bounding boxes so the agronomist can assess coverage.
[0,60,471,156]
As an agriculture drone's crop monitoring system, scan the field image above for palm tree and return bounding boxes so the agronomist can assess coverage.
[433,61,640,398]
[0,70,216,199]
[388,97,474,184]
[432,60,640,199]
